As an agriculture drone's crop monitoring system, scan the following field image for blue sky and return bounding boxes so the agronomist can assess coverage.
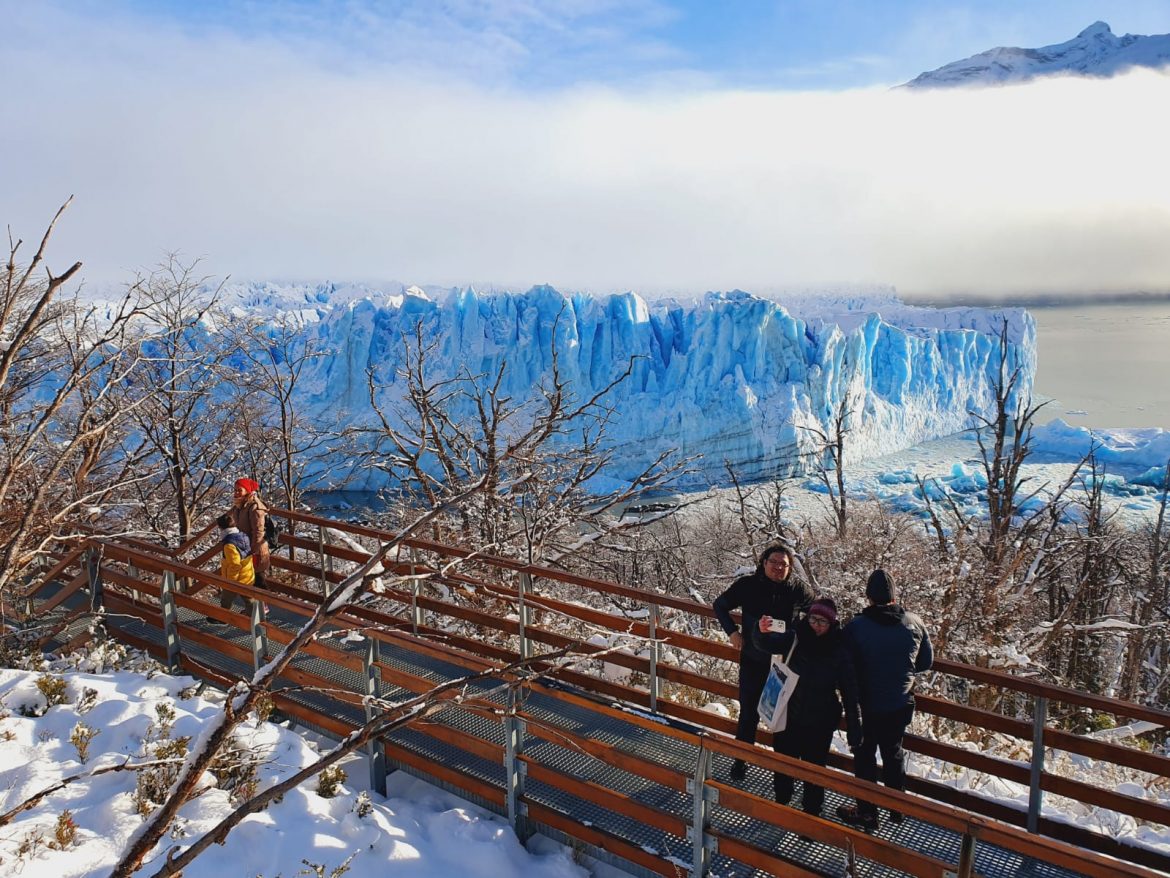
[3,1,1170,296]
[93,0,1170,89]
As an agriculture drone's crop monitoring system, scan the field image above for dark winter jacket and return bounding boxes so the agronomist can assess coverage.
[844,604,933,714]
[714,570,814,665]
[752,618,862,745]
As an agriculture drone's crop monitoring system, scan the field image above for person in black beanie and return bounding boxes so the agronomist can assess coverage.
[713,544,814,780]
[837,569,933,831]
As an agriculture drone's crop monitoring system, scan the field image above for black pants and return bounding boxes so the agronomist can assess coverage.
[853,702,914,817]
[772,721,836,814]
[219,568,264,613]
[735,659,770,744]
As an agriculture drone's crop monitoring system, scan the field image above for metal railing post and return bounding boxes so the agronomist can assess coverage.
[518,572,532,660]
[160,570,181,672]
[504,687,529,840]
[689,741,716,878]
[648,602,661,713]
[251,599,268,672]
[128,561,141,604]
[364,637,386,795]
[317,524,332,597]
[956,831,977,878]
[410,548,422,635]
[1027,694,1047,833]
[85,545,104,612]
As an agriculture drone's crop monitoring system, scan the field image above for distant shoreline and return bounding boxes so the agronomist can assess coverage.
[905,290,1170,308]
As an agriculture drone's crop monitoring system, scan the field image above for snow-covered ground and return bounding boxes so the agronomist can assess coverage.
[0,648,587,878]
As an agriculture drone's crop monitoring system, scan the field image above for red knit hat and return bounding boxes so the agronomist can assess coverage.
[808,597,838,625]
[235,478,260,494]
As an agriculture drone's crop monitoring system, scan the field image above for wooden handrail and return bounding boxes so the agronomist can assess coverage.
[267,507,1170,725]
[932,657,1170,726]
[101,525,1170,766]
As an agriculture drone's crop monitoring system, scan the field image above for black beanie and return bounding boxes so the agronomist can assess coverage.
[866,569,896,604]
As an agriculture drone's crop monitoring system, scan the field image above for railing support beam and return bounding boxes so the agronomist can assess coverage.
[689,741,715,878]
[504,687,529,840]
[648,602,661,714]
[956,831,977,878]
[251,599,268,672]
[317,524,332,597]
[85,545,104,612]
[160,570,181,673]
[518,572,532,660]
[1027,694,1047,833]
[364,637,386,796]
[410,548,423,635]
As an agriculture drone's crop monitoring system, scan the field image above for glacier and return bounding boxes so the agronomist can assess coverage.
[223,283,1036,490]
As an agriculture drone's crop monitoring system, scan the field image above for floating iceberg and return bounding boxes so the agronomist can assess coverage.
[1032,420,1170,479]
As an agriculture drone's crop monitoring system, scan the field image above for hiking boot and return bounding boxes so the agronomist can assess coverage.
[729,759,747,781]
[887,809,904,824]
[836,804,879,832]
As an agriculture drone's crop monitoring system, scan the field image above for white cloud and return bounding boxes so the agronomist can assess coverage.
[3,3,1170,298]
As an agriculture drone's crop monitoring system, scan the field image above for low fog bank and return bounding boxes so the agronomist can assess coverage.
[903,289,1170,308]
[4,5,1170,299]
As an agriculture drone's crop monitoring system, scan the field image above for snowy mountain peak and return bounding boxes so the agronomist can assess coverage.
[1077,21,1113,40]
[903,21,1170,89]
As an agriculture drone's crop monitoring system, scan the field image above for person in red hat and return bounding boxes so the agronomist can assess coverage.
[229,478,270,586]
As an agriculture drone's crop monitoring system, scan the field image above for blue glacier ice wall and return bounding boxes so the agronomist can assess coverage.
[241,283,1036,489]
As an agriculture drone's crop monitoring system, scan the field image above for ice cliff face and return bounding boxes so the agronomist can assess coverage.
[228,283,1035,489]
[904,22,1170,89]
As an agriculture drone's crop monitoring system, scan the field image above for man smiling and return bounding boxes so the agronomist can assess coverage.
[713,544,814,780]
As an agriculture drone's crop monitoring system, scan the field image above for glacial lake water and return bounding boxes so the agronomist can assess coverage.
[1031,300,1170,431]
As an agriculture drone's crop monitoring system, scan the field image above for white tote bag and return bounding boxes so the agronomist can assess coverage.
[757,638,800,732]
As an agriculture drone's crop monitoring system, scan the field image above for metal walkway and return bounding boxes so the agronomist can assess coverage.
[17,540,1168,878]
[111,600,1088,878]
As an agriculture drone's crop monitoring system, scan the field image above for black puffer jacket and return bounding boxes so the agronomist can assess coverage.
[752,619,862,743]
[714,570,814,664]
[844,604,933,714]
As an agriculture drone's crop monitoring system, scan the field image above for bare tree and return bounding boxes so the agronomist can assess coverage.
[1119,460,1170,702]
[359,317,687,564]
[722,461,797,565]
[117,258,241,543]
[230,314,343,553]
[970,318,1049,575]
[800,391,854,539]
[103,356,663,875]
[0,200,156,595]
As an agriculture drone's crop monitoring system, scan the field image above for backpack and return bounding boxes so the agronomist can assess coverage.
[263,515,281,552]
